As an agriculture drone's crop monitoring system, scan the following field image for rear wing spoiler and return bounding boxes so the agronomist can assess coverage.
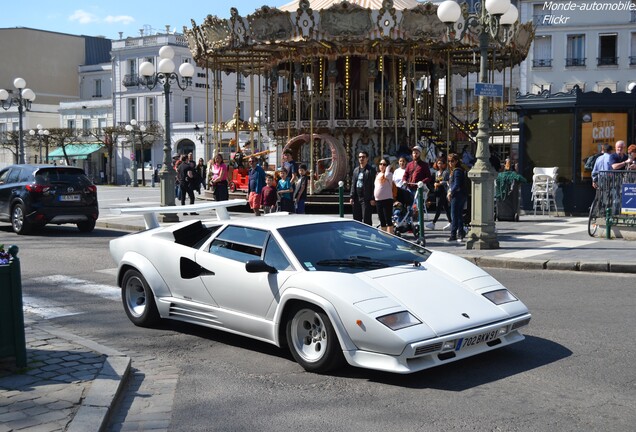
[111,199,247,229]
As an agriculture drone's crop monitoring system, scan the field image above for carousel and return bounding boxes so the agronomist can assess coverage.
[183,0,533,194]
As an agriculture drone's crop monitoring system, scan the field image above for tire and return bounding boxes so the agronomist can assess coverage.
[77,219,96,233]
[121,269,160,327]
[11,203,32,235]
[286,305,344,373]
[229,181,237,193]
[588,199,599,237]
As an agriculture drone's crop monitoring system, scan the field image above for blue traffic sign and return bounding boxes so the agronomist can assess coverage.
[621,183,636,214]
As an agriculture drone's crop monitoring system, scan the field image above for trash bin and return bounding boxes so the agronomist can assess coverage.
[495,172,525,222]
[0,245,27,368]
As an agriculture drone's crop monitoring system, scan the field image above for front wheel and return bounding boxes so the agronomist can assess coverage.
[588,198,599,237]
[121,269,160,327]
[228,181,237,193]
[286,305,344,373]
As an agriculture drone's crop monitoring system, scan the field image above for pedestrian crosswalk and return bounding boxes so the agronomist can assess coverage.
[24,273,120,319]
[494,220,596,259]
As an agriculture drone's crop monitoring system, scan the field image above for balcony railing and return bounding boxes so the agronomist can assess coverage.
[597,56,618,66]
[122,74,140,87]
[532,59,552,68]
[566,58,586,67]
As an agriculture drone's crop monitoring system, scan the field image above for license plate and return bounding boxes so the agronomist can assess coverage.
[456,329,501,351]
[59,194,81,202]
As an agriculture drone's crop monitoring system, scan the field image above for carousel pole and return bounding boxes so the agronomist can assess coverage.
[392,56,398,155]
[250,63,255,155]
[414,59,418,145]
[205,57,210,161]
[288,56,292,143]
[405,54,412,144]
[219,60,223,155]
[310,59,314,195]
[235,56,240,152]
[380,56,384,157]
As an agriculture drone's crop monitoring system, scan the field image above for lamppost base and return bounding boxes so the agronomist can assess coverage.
[159,170,179,223]
[465,230,499,250]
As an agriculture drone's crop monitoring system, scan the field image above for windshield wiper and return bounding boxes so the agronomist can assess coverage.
[315,257,387,269]
[316,256,421,269]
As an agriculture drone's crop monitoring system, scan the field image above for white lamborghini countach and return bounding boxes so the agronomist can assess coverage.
[109,201,531,374]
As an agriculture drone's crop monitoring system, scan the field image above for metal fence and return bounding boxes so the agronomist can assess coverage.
[596,170,636,221]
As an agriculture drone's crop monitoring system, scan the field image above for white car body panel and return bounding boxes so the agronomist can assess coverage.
[110,202,531,374]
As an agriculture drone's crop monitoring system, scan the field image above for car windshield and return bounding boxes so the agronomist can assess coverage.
[35,168,91,185]
[279,221,431,273]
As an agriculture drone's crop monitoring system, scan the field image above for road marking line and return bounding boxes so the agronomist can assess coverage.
[496,239,597,259]
[95,268,118,276]
[517,234,558,241]
[22,296,81,319]
[30,275,121,301]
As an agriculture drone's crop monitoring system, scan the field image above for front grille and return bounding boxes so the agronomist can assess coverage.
[414,342,443,356]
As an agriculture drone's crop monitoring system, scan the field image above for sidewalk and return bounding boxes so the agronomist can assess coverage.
[0,315,129,432]
[3,201,635,432]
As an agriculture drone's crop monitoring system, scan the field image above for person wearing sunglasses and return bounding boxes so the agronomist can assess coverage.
[350,151,376,225]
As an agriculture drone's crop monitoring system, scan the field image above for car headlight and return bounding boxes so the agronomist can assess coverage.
[377,311,421,330]
[483,289,518,305]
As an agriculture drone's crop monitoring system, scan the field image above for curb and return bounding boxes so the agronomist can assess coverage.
[36,324,131,432]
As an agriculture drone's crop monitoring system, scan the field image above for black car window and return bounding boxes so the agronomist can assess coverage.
[263,235,293,271]
[6,168,21,184]
[18,169,32,183]
[36,168,90,185]
[209,226,267,262]
[0,169,10,184]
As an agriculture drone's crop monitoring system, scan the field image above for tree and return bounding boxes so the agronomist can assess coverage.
[46,128,80,165]
[0,131,19,163]
[87,126,126,184]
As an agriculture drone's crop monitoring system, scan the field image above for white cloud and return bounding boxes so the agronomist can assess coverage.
[68,10,99,25]
[104,15,135,25]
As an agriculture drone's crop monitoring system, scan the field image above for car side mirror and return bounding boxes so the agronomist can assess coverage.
[245,259,277,274]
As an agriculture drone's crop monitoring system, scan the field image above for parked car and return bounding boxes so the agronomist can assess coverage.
[110,201,531,374]
[0,164,99,234]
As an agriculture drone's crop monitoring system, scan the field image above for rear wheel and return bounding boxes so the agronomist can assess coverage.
[228,181,237,193]
[77,219,96,232]
[121,269,160,327]
[11,203,32,235]
[286,305,344,373]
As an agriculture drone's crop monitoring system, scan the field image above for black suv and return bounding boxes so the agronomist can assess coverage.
[0,164,99,234]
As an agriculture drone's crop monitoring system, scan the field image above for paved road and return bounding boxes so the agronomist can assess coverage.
[3,227,634,432]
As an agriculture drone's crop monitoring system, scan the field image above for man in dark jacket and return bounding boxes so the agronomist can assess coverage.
[349,151,376,225]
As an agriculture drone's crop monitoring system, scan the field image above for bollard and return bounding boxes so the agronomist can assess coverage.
[417,182,426,246]
[0,245,27,368]
[338,181,344,218]
[605,208,612,240]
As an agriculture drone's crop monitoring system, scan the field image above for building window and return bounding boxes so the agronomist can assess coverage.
[98,118,107,133]
[0,124,6,134]
[184,97,191,123]
[67,119,76,130]
[566,35,586,67]
[214,70,222,89]
[93,79,102,98]
[598,34,618,66]
[630,32,636,65]
[146,97,155,122]
[128,98,137,121]
[128,59,136,75]
[82,119,91,136]
[533,4,552,26]
[532,35,552,67]
[237,74,245,91]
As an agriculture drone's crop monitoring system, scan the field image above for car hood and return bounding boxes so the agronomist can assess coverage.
[360,252,510,336]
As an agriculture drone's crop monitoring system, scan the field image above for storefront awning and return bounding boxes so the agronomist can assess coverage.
[47,143,104,160]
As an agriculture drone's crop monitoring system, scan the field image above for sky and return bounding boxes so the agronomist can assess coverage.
[0,0,285,40]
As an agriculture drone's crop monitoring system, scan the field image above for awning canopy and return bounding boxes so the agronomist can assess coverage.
[47,143,104,160]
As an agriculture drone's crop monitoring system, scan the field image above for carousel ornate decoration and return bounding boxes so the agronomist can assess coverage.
[184,0,533,193]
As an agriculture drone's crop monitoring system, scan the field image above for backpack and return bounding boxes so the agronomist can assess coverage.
[584,153,602,171]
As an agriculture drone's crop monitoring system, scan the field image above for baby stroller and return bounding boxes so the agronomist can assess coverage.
[392,187,420,239]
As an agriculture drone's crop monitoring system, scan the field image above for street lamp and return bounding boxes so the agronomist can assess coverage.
[28,124,50,163]
[125,119,147,187]
[139,46,194,220]
[437,0,518,250]
[0,78,36,164]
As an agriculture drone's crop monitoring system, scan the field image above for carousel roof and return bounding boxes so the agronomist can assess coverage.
[279,0,419,11]
[184,0,534,76]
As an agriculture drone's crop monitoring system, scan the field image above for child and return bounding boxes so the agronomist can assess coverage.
[277,168,294,213]
[261,174,278,214]
[294,164,309,214]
